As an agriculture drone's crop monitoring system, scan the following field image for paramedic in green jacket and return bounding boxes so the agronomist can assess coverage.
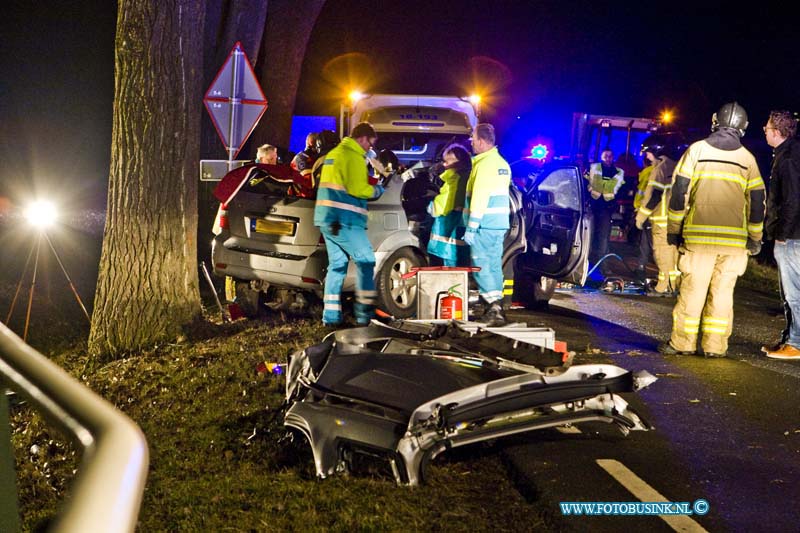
[427,144,472,267]
[584,148,625,271]
[465,123,511,326]
[314,122,384,326]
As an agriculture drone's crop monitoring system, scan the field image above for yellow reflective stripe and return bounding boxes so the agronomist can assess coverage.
[747,177,765,189]
[648,181,667,190]
[684,235,747,247]
[651,215,668,222]
[503,289,514,295]
[639,207,653,216]
[748,223,763,233]
[319,182,347,191]
[702,317,728,326]
[684,225,747,236]
[668,210,685,221]
[658,273,666,280]
[693,171,747,188]
[703,326,727,334]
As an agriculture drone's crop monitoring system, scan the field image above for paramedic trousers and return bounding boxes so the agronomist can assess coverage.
[470,228,506,304]
[320,224,377,325]
[651,225,680,293]
[669,250,748,354]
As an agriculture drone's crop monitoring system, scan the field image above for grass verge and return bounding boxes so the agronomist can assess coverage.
[9,311,562,531]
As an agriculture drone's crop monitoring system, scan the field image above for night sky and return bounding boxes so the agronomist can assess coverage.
[1,1,797,208]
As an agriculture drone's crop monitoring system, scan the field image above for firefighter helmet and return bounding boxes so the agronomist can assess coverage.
[641,132,688,160]
[711,102,748,136]
[640,135,667,157]
[315,129,340,156]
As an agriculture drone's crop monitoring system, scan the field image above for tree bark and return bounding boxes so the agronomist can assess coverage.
[250,0,326,150]
[89,0,205,356]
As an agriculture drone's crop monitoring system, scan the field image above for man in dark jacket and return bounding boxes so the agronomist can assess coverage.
[762,110,800,359]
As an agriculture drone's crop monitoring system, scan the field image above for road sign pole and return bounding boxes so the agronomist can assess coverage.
[203,41,267,170]
[227,45,243,166]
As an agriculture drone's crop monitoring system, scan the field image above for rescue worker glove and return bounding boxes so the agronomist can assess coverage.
[603,193,615,201]
[590,189,601,200]
[746,238,762,256]
[371,184,385,199]
[635,211,646,230]
[667,233,681,247]
[463,229,476,247]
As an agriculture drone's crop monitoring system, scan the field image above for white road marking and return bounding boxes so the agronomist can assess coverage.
[596,459,708,532]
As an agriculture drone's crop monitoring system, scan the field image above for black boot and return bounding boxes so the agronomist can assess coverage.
[484,302,507,327]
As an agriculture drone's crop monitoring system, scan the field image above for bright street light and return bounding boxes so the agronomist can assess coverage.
[23,200,58,230]
[348,90,365,104]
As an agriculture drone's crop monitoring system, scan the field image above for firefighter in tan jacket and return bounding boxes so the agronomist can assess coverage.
[659,103,766,357]
[635,135,685,295]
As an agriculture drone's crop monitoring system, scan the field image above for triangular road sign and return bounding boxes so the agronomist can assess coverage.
[204,42,268,159]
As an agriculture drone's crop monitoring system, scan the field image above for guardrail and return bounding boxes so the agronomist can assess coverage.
[0,321,148,532]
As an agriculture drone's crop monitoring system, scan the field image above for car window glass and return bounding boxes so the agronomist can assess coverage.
[537,168,581,210]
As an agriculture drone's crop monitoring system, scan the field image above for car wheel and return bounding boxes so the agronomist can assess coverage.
[513,271,556,309]
[227,277,263,318]
[376,247,425,318]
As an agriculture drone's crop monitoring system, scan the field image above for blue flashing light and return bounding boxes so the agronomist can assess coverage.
[529,143,549,161]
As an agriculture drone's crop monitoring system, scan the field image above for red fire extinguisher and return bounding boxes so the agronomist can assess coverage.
[436,284,463,320]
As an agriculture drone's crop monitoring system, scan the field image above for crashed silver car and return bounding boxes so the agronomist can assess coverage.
[284,320,656,485]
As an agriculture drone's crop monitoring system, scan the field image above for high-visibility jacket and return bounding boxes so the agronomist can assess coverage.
[633,165,653,210]
[314,137,379,229]
[428,167,468,261]
[585,162,624,199]
[465,147,510,231]
[636,156,677,229]
[668,139,765,253]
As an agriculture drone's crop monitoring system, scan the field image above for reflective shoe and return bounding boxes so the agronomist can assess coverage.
[483,303,507,327]
[766,344,800,360]
[657,342,695,355]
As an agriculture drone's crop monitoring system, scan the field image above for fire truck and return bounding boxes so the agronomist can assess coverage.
[568,112,664,243]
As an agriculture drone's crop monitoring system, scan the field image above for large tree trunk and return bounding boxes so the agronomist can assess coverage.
[250,0,326,149]
[89,0,205,356]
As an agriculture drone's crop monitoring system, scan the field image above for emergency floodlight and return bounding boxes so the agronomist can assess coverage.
[661,110,673,124]
[468,94,481,106]
[23,200,57,230]
[348,90,365,104]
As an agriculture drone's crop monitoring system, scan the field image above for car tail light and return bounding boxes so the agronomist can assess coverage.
[215,263,227,270]
[218,204,229,229]
[301,277,321,285]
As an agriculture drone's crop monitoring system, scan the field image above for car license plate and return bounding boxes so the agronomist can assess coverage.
[253,218,295,236]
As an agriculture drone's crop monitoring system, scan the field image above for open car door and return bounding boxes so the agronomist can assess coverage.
[510,161,591,307]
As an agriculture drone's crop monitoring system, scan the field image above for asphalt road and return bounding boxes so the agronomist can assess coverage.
[498,274,800,532]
